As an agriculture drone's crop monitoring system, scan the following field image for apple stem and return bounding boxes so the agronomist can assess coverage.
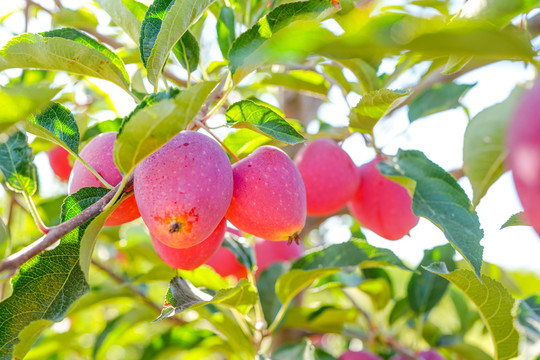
[248,271,266,329]
[73,152,114,189]
[22,192,49,234]
[195,119,241,162]
[103,173,132,213]
[226,227,242,236]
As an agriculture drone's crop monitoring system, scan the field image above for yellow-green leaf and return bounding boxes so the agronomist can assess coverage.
[426,264,519,360]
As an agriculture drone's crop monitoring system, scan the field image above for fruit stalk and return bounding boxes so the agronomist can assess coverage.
[21,191,49,234]
[73,152,114,189]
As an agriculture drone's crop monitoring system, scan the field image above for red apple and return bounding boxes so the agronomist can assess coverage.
[152,218,226,270]
[48,146,72,182]
[226,146,306,242]
[294,138,358,216]
[134,131,233,249]
[348,157,419,240]
[507,79,540,236]
[69,132,140,226]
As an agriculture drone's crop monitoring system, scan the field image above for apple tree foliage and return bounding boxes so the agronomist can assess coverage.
[0,0,539,359]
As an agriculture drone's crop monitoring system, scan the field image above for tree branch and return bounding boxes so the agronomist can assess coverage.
[0,175,133,273]
[91,259,184,325]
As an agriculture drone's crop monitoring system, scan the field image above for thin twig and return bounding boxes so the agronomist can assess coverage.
[195,119,240,161]
[22,192,49,234]
[448,167,464,180]
[163,69,189,87]
[91,260,184,325]
[24,0,31,33]
[0,176,133,273]
[341,288,377,337]
[187,75,230,131]
[80,28,123,50]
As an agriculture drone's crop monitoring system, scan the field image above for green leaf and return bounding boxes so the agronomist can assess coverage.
[272,338,319,360]
[155,277,257,321]
[222,233,256,272]
[349,89,409,134]
[257,263,288,325]
[176,266,231,291]
[406,22,535,59]
[408,83,475,122]
[122,0,148,22]
[407,244,456,314]
[196,307,256,358]
[11,320,53,360]
[282,306,358,334]
[335,58,380,94]
[0,29,130,91]
[93,307,156,359]
[223,129,277,160]
[225,100,304,145]
[449,287,481,335]
[463,86,525,206]
[500,212,527,229]
[261,70,330,98]
[276,268,339,306]
[0,83,59,131]
[292,239,411,272]
[442,343,493,360]
[517,295,540,349]
[320,15,534,61]
[120,87,180,132]
[425,264,520,360]
[358,278,392,310]
[0,131,37,195]
[0,218,8,259]
[229,0,335,82]
[441,55,472,75]
[27,103,80,154]
[322,64,352,94]
[114,81,217,174]
[0,187,110,360]
[458,0,540,27]
[172,30,200,74]
[95,0,143,45]
[51,8,99,30]
[378,150,484,279]
[389,298,411,325]
[140,0,214,86]
[81,118,122,142]
[216,6,236,59]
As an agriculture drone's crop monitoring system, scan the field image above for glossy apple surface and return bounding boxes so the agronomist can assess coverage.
[507,80,540,235]
[226,146,306,242]
[348,158,419,240]
[295,138,358,216]
[48,146,72,181]
[134,131,233,248]
[152,218,226,270]
[69,132,140,226]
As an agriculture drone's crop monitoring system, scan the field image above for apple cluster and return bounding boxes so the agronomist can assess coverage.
[53,131,419,273]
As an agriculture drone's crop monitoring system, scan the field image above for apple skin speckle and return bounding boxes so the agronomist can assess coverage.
[226,146,306,242]
[134,131,233,249]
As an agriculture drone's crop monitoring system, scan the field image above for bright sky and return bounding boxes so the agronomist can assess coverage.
[1,0,539,272]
